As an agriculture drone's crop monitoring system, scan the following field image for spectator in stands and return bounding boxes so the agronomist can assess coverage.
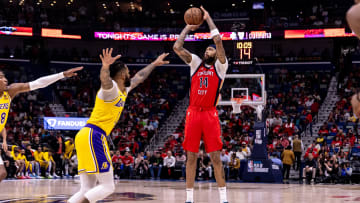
[220,149,230,180]
[121,151,134,179]
[240,142,251,160]
[282,145,295,182]
[273,114,283,127]
[163,151,176,179]
[315,133,325,146]
[229,153,240,180]
[302,154,316,184]
[340,162,352,184]
[197,151,212,180]
[331,136,342,153]
[134,152,148,179]
[175,151,186,180]
[292,135,303,171]
[330,124,338,135]
[112,151,123,179]
[306,110,313,136]
[324,155,340,183]
[31,136,42,150]
[270,153,283,170]
[149,152,163,179]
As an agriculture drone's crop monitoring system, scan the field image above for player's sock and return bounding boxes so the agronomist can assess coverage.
[218,187,227,203]
[186,188,194,202]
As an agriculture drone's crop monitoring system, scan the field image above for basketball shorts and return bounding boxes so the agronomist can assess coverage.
[0,156,3,165]
[183,106,223,153]
[76,124,112,174]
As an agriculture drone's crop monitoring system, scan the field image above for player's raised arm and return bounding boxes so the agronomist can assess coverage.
[347,0,360,38]
[99,48,121,90]
[7,66,83,99]
[200,6,226,64]
[173,25,200,64]
[128,53,169,92]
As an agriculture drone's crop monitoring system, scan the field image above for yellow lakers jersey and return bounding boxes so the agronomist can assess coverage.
[0,91,10,133]
[87,87,127,136]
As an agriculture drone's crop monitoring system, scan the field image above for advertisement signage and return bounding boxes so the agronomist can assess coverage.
[94,31,272,41]
[44,117,88,130]
[0,26,33,36]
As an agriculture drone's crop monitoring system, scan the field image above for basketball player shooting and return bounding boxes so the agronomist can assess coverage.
[0,66,83,182]
[173,6,229,203]
[347,0,360,117]
[67,48,169,203]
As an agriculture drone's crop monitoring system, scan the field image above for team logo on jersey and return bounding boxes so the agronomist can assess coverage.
[101,162,108,170]
[0,103,9,109]
[115,98,125,107]
[0,192,154,202]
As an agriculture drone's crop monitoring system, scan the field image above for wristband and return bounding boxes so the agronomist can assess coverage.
[210,29,220,38]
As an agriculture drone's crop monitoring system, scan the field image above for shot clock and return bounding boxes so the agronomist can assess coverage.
[233,41,254,65]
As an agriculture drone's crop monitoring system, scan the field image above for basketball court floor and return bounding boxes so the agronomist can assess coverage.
[0,179,359,202]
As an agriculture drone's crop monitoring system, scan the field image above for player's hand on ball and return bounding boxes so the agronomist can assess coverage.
[351,93,360,117]
[186,24,202,31]
[63,66,83,78]
[152,53,170,66]
[200,6,210,20]
[99,48,122,67]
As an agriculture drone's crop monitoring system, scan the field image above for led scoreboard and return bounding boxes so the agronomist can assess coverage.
[233,41,254,65]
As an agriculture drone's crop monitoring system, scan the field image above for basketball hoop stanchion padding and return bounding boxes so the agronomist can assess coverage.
[242,114,283,183]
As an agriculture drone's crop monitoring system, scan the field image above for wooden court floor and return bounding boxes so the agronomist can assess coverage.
[0,179,360,202]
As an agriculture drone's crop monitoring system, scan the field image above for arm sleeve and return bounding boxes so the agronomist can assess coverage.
[29,72,65,91]
[97,80,120,101]
[215,58,229,80]
[187,54,202,76]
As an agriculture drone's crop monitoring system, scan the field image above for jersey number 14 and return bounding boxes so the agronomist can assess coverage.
[199,77,208,88]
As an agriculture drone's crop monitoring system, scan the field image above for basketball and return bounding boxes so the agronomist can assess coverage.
[184,7,204,25]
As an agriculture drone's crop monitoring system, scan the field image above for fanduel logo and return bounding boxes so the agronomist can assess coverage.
[47,119,57,127]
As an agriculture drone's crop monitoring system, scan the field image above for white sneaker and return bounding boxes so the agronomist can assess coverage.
[310,179,315,185]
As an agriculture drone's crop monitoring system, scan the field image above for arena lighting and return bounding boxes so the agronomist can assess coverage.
[94,31,272,41]
[0,26,33,36]
[284,28,356,39]
[41,28,81,39]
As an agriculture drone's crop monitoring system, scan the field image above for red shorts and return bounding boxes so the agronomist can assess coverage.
[183,106,223,153]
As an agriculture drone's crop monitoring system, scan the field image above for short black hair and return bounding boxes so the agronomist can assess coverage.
[109,61,127,79]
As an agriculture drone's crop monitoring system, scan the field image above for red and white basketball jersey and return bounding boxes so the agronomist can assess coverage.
[188,54,228,107]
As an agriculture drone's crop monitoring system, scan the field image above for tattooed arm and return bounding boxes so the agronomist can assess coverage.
[99,48,121,89]
[173,24,201,64]
[128,53,169,92]
[201,6,226,64]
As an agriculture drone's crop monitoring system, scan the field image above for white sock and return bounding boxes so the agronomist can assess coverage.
[219,187,227,203]
[186,188,194,202]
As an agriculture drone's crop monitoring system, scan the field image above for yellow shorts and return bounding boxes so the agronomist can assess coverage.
[75,124,112,174]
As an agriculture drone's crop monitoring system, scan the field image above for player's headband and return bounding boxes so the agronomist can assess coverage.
[208,44,216,50]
